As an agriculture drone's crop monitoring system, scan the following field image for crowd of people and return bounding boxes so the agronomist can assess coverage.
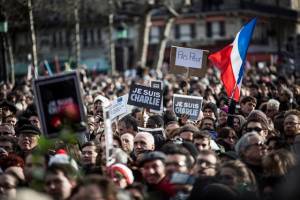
[0,61,299,200]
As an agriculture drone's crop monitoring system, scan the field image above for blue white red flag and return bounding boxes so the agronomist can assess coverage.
[209,18,257,101]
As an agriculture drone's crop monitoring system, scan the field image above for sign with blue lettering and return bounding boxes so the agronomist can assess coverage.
[170,46,209,77]
[173,94,203,121]
[175,47,203,68]
[109,94,128,120]
[127,84,162,111]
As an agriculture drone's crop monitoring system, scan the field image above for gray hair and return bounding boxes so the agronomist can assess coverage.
[267,99,280,111]
[235,132,261,156]
[114,148,129,164]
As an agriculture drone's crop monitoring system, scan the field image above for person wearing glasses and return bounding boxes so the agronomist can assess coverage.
[244,110,273,141]
[192,150,219,178]
[235,132,268,189]
[283,109,300,145]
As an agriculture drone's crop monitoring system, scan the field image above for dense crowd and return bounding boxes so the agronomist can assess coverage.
[0,62,299,200]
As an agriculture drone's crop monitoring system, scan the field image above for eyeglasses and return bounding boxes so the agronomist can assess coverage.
[246,141,265,149]
[165,161,186,168]
[246,127,263,132]
[284,122,300,126]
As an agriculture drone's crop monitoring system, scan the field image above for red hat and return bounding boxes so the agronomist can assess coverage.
[109,163,134,185]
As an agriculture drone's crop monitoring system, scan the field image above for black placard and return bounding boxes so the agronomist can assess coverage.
[33,71,85,137]
[173,94,203,121]
[127,84,162,111]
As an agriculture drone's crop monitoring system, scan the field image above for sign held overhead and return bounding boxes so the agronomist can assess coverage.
[127,84,162,111]
[173,94,203,121]
[170,46,209,77]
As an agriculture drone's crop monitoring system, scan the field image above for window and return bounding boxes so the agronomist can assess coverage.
[175,24,195,42]
[206,21,225,38]
[150,26,161,44]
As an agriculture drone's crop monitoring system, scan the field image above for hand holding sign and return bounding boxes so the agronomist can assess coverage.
[173,94,203,121]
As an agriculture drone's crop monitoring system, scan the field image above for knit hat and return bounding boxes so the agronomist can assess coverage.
[109,163,134,185]
[48,149,79,171]
[247,110,269,130]
[93,95,110,107]
[18,124,41,136]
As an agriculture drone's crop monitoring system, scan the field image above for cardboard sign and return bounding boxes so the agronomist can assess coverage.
[173,94,203,121]
[170,46,209,77]
[33,71,86,137]
[109,94,128,120]
[103,106,115,167]
[150,80,163,113]
[127,84,162,111]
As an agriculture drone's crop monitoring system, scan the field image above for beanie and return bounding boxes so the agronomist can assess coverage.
[247,110,269,130]
[48,149,79,171]
[110,163,134,185]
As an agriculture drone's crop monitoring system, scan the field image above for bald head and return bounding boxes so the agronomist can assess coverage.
[134,132,155,156]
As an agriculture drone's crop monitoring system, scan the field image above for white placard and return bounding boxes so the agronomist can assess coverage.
[109,94,128,120]
[175,47,203,69]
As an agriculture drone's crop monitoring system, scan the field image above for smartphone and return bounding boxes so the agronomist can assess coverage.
[170,172,195,185]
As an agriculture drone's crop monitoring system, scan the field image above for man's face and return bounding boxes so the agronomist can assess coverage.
[165,154,189,178]
[193,154,217,177]
[203,108,215,119]
[29,116,41,129]
[141,160,166,184]
[5,116,17,127]
[118,121,133,135]
[135,112,144,127]
[201,119,214,130]
[194,138,211,151]
[0,141,13,156]
[121,133,134,153]
[243,135,267,165]
[241,101,256,116]
[45,171,74,200]
[18,133,39,151]
[134,134,154,156]
[93,101,103,122]
[81,145,98,166]
[0,125,14,137]
[24,154,46,182]
[246,121,267,141]
[0,174,17,200]
[0,106,13,118]
[284,115,300,144]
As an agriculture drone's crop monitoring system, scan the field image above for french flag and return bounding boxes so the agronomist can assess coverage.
[209,18,257,101]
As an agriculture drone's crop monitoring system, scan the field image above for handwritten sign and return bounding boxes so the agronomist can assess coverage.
[169,46,209,77]
[127,84,162,111]
[109,94,128,120]
[175,47,203,68]
[173,94,203,121]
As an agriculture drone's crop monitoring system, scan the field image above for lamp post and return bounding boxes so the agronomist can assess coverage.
[116,22,129,72]
[0,11,8,83]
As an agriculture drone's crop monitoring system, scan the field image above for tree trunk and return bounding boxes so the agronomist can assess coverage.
[7,35,15,85]
[154,17,175,72]
[74,0,81,67]
[136,9,152,68]
[108,0,116,75]
[28,0,38,77]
